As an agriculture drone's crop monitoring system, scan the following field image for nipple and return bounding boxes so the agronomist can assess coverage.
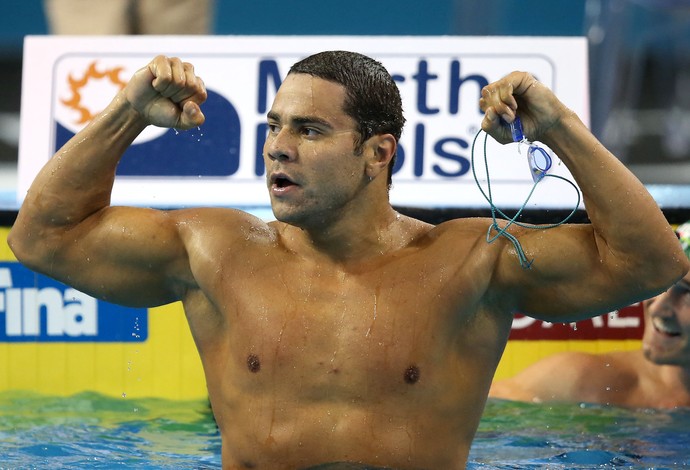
[247,354,261,373]
[404,365,420,384]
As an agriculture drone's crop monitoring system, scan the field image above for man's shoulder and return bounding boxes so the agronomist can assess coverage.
[170,207,279,241]
[173,206,268,224]
[423,216,498,237]
[415,217,508,256]
[545,350,641,383]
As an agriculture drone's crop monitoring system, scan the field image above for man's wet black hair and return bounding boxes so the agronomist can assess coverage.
[289,51,405,188]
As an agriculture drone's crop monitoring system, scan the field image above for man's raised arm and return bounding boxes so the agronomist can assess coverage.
[479,71,689,320]
[8,56,207,307]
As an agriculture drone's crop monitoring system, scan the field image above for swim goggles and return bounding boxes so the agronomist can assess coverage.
[508,116,552,183]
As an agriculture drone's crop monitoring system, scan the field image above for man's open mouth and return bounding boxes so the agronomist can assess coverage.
[652,316,682,337]
[270,173,298,189]
[274,177,295,188]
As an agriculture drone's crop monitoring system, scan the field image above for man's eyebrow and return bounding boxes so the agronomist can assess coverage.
[266,111,334,130]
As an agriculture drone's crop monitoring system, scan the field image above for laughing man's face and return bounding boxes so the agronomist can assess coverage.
[642,274,690,366]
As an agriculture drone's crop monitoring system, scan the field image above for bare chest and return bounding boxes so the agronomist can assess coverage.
[192,254,483,398]
[240,271,450,386]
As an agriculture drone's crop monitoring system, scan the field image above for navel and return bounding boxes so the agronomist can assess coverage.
[247,353,261,373]
[404,365,420,384]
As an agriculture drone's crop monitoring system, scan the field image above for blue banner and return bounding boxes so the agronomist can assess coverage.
[0,262,147,342]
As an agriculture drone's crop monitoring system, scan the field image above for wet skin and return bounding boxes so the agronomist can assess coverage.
[178,74,515,468]
[642,276,690,366]
[182,211,514,469]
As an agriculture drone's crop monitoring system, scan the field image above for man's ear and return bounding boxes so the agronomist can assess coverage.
[365,134,397,179]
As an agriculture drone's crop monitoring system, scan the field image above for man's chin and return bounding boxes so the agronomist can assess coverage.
[642,342,686,365]
[270,204,302,224]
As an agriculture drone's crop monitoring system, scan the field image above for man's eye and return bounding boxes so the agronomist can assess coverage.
[267,124,280,134]
[670,283,690,305]
[301,127,320,137]
[677,283,690,294]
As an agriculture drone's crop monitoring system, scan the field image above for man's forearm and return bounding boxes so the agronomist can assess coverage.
[21,92,148,228]
[542,111,686,281]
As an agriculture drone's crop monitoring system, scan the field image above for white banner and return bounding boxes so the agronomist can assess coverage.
[18,35,588,210]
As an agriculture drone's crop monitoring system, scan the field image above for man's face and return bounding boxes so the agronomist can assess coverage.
[263,73,368,227]
[642,273,690,366]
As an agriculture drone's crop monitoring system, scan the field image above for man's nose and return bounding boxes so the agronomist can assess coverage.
[265,127,297,162]
[644,292,672,320]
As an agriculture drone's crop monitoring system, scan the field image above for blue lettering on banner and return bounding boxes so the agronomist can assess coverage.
[390,57,489,179]
[257,60,282,114]
[255,58,483,180]
[391,59,489,116]
[411,60,440,115]
[254,60,284,176]
[433,137,471,177]
[51,56,489,182]
[255,122,269,177]
[394,126,472,179]
[0,262,147,343]
[449,60,489,115]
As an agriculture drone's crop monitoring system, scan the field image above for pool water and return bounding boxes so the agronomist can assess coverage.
[471,399,690,469]
[0,391,221,469]
[0,391,688,469]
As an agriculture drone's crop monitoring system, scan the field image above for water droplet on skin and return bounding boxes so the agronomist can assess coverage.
[365,293,378,337]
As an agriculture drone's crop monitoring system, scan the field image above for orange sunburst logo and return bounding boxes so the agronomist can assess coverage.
[61,61,128,125]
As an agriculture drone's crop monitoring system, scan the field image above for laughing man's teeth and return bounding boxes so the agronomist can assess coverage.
[653,317,681,336]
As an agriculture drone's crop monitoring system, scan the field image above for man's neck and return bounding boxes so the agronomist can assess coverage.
[653,362,690,407]
[277,206,414,263]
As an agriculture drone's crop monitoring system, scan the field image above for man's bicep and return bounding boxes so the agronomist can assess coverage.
[40,206,191,307]
[497,224,630,320]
